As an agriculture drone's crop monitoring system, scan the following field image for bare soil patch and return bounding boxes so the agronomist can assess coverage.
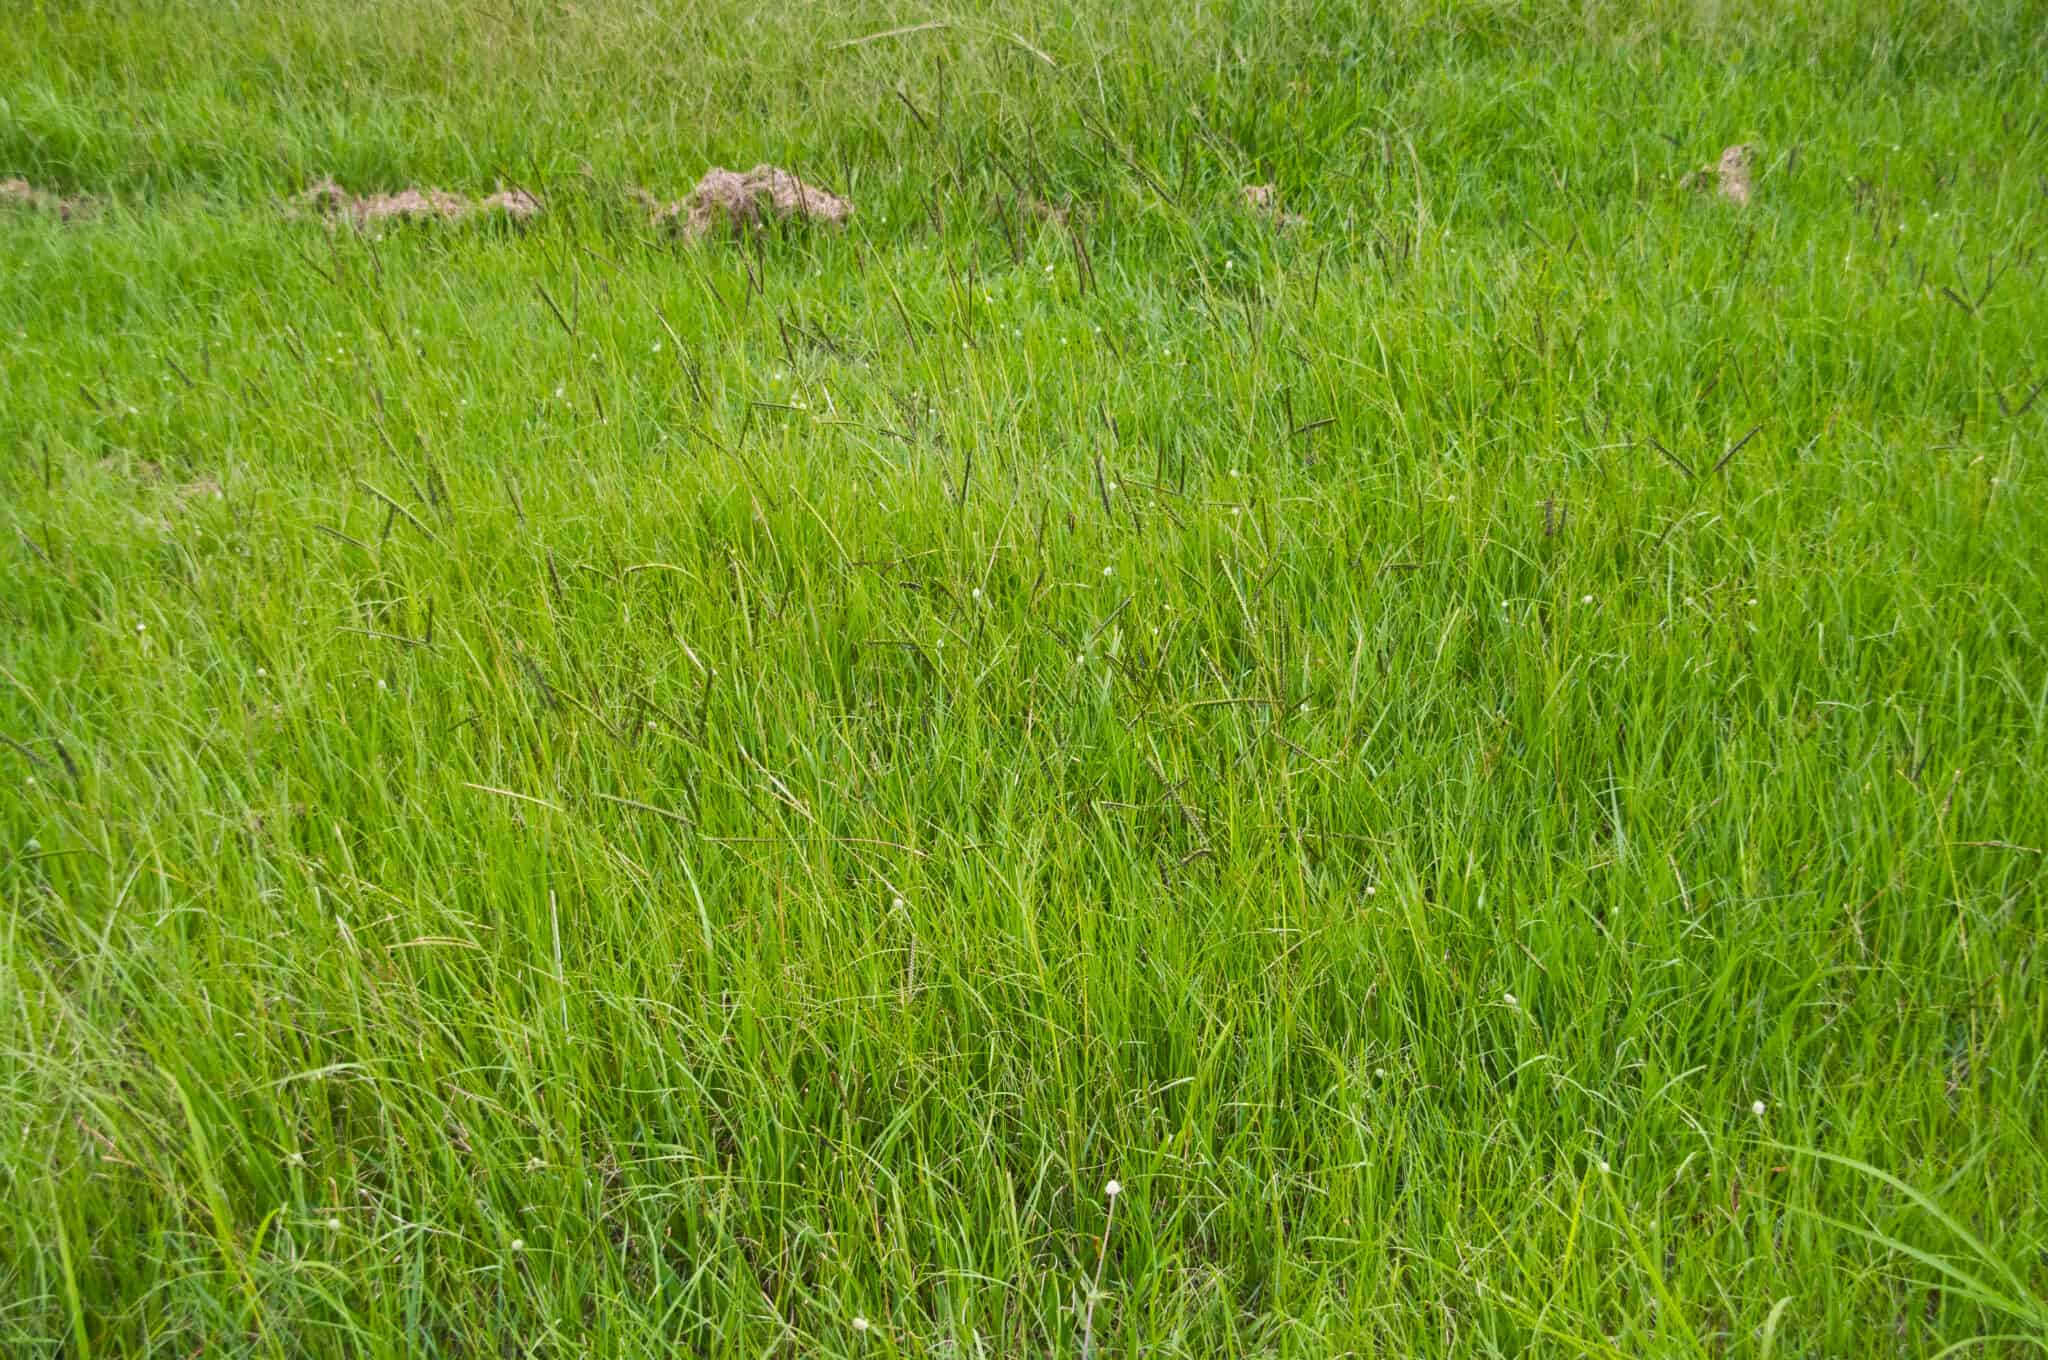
[2,177,95,221]
[1240,183,1305,229]
[1681,145,1754,205]
[295,180,542,227]
[638,165,852,238]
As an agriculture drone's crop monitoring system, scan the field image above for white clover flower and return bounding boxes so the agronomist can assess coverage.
[1581,594,1594,605]
[1752,1099,1767,1117]
[326,1217,342,1232]
[852,1316,870,1333]
[510,1238,524,1252]
[1105,1179,1122,1198]
[1503,992,1518,1008]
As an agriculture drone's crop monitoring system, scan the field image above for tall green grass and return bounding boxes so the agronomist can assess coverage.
[4,1,2045,1354]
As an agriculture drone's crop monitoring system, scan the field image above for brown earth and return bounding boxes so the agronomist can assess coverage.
[639,165,852,237]
[2,177,95,221]
[1240,183,1305,229]
[1681,145,1754,205]
[295,179,542,227]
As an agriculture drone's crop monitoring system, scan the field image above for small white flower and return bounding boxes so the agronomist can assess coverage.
[1102,566,1113,577]
[256,667,267,677]
[852,1316,870,1333]
[1365,885,1377,897]
[376,679,388,691]
[1503,992,1518,1008]
[509,1238,524,1252]
[1231,507,1242,517]
[1752,1099,1767,1117]
[1105,1179,1122,1198]
[527,1156,545,1171]
[1748,598,1759,607]
[553,385,565,399]
[892,897,905,911]
[1076,653,1086,664]
[651,341,662,352]
[1598,1159,1611,1174]
[326,1217,342,1232]
[1374,1068,1387,1079]
[971,587,982,599]
[1581,594,1594,605]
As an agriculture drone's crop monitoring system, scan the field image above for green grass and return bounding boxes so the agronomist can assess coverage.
[4,0,2047,1354]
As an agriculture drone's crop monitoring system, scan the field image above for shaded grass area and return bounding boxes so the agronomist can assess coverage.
[3,1,2047,1354]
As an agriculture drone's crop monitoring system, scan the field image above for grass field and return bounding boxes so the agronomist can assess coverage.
[5,1,2048,1354]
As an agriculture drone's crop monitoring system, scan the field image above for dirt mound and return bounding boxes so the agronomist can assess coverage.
[1240,183,1305,229]
[640,165,852,238]
[1019,193,1077,228]
[295,179,542,227]
[476,187,543,222]
[2,177,95,221]
[1681,145,1754,206]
